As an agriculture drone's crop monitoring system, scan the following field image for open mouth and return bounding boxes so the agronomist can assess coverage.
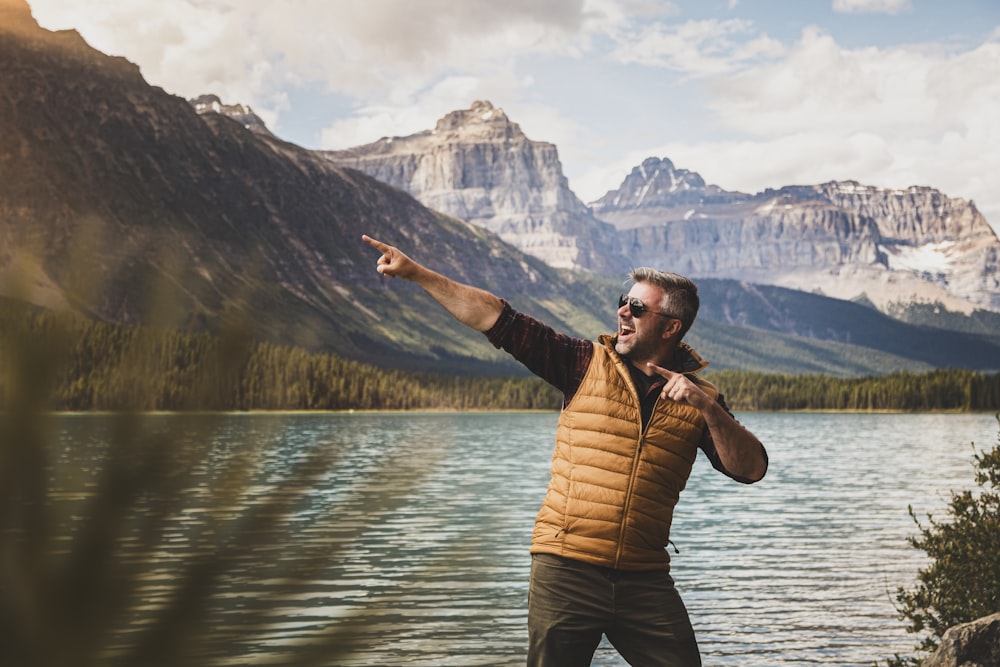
[619,321,635,338]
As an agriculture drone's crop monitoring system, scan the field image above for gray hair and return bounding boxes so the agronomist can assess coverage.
[627,267,700,339]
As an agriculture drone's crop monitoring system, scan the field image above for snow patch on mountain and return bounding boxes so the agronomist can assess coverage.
[883,241,959,274]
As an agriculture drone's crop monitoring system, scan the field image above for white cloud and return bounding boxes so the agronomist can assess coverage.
[658,133,894,193]
[611,18,786,76]
[506,101,591,153]
[584,0,681,26]
[667,31,1000,228]
[253,0,591,96]
[30,0,598,132]
[319,80,588,163]
[832,0,913,15]
[31,1,281,109]
[319,77,486,149]
[709,28,940,137]
[316,70,548,150]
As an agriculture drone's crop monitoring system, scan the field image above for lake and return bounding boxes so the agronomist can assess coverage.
[25,411,1000,666]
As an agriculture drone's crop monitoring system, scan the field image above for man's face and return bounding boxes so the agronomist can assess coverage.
[615,282,671,363]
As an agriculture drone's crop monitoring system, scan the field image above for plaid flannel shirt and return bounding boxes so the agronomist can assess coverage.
[484,300,751,481]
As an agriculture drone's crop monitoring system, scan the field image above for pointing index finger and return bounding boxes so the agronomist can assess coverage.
[362,235,388,252]
[647,363,678,379]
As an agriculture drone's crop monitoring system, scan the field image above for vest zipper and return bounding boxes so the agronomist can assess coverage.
[614,387,662,568]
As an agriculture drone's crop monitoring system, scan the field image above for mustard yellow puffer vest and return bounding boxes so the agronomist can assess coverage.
[530,336,718,571]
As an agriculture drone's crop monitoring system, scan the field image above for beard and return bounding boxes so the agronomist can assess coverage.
[614,322,667,363]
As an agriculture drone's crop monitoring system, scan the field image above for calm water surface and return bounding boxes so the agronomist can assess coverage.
[44,412,999,666]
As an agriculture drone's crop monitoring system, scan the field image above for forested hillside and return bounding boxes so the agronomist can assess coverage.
[3,304,997,413]
[0,304,560,412]
[708,369,1000,412]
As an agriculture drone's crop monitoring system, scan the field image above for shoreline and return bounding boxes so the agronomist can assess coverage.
[22,407,1000,416]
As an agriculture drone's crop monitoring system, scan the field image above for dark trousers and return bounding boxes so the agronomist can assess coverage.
[527,554,701,667]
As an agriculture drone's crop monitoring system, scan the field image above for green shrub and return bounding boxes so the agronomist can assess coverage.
[883,417,1000,664]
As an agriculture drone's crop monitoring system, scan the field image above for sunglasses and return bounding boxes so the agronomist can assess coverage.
[619,294,679,320]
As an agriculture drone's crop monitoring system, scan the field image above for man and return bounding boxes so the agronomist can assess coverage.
[362,234,767,666]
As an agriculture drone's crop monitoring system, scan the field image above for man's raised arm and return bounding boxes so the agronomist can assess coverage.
[362,235,504,332]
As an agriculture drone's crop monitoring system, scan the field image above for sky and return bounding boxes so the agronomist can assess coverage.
[27,0,1000,233]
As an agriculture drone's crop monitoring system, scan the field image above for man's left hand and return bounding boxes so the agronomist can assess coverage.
[648,363,712,411]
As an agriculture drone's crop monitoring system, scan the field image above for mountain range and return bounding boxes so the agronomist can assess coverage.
[324,102,1000,316]
[2,0,999,377]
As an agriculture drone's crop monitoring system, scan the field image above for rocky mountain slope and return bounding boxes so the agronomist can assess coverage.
[594,158,1000,313]
[189,94,273,137]
[321,101,630,274]
[0,0,613,375]
[320,98,998,315]
[315,103,999,366]
[3,0,999,376]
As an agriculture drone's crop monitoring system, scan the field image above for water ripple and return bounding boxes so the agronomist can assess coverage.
[44,411,997,667]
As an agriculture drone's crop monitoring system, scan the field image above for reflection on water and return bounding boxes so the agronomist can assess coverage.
[36,412,999,666]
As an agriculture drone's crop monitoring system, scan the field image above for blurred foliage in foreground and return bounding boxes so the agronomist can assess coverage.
[0,304,437,666]
[1,301,998,413]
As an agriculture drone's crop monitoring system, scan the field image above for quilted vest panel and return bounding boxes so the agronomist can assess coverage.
[530,340,718,570]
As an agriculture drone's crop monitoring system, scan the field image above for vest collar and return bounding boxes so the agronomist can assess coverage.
[598,334,710,374]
